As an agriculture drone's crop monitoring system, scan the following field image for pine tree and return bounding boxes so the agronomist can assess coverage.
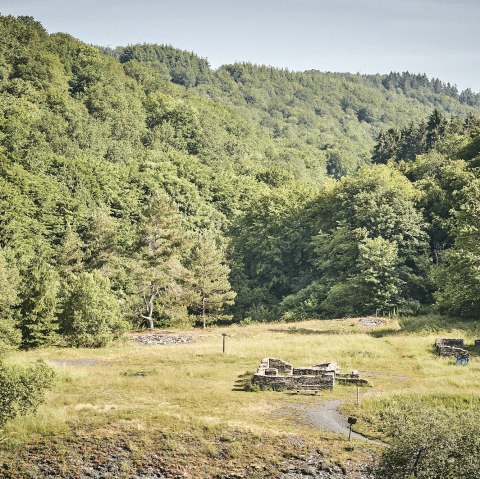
[57,224,84,275]
[0,248,21,353]
[426,109,447,151]
[190,234,236,328]
[372,128,401,164]
[20,255,59,348]
[136,193,191,329]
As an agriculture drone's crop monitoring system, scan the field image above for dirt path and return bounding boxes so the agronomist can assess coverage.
[305,400,385,445]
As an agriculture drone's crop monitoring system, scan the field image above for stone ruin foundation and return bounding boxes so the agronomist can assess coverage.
[435,338,469,358]
[252,358,368,392]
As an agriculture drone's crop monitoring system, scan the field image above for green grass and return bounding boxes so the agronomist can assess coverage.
[2,315,480,474]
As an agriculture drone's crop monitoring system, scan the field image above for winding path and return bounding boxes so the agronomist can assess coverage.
[305,400,386,445]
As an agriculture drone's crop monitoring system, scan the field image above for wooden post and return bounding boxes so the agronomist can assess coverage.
[347,417,357,441]
[356,386,360,407]
[222,333,227,354]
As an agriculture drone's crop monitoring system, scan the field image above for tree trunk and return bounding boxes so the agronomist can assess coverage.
[147,316,154,330]
[142,289,156,330]
[202,296,206,329]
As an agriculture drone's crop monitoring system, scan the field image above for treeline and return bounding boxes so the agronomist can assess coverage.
[0,15,480,357]
[109,44,480,178]
[0,15,261,351]
[230,110,480,320]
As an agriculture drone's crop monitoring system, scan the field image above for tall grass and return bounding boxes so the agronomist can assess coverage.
[3,316,479,452]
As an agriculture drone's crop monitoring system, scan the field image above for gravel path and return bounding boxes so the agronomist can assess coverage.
[306,400,385,445]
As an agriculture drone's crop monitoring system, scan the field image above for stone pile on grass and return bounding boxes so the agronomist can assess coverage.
[132,334,193,346]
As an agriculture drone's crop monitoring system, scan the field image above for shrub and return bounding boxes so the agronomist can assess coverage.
[373,406,480,479]
[0,360,55,427]
[61,271,129,347]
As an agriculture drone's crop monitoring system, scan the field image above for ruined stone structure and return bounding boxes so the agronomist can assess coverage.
[252,358,368,392]
[435,338,468,358]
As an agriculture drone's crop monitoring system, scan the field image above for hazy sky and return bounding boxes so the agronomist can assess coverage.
[1,0,479,91]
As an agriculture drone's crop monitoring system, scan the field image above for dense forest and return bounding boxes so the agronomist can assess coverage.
[1,15,480,354]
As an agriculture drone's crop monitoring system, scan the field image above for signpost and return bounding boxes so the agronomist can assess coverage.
[347,416,357,441]
[222,333,227,354]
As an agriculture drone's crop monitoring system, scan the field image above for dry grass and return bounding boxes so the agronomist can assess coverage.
[3,316,480,463]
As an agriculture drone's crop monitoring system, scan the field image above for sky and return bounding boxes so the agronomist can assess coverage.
[1,0,479,92]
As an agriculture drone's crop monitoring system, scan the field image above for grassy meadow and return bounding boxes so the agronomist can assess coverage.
[2,316,480,476]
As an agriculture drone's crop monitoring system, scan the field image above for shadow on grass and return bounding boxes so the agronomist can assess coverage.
[368,315,480,339]
[369,328,403,338]
[268,327,357,336]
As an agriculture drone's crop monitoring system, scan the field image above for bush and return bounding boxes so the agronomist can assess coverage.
[373,406,480,479]
[0,360,55,427]
[61,271,129,347]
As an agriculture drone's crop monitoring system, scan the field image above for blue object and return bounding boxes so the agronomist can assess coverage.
[456,356,469,365]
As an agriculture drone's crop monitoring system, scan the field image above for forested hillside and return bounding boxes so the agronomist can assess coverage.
[1,15,480,354]
[109,43,480,177]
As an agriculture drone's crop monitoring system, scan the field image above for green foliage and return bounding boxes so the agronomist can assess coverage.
[135,193,192,328]
[229,183,318,318]
[435,181,480,319]
[0,248,21,353]
[60,271,128,347]
[20,254,60,348]
[299,166,429,317]
[374,406,480,479]
[189,234,236,327]
[0,14,479,330]
[0,359,55,428]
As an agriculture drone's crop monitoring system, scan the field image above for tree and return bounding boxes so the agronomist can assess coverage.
[83,207,117,271]
[0,248,21,353]
[229,184,317,319]
[426,108,447,151]
[435,181,480,319]
[20,254,60,348]
[310,165,430,317]
[57,224,84,275]
[136,193,191,329]
[372,128,401,164]
[350,236,405,315]
[60,271,128,347]
[190,234,236,328]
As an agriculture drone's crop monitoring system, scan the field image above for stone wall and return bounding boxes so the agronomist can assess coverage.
[251,357,367,391]
[252,371,335,391]
[435,339,468,358]
[293,367,332,376]
[268,358,293,374]
[435,338,464,348]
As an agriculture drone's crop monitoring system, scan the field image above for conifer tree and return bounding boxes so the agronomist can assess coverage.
[20,255,59,348]
[58,224,84,275]
[136,193,191,328]
[0,248,21,353]
[190,234,236,328]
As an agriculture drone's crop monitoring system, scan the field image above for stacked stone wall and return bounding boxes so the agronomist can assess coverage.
[251,358,367,391]
[435,339,468,358]
[252,372,334,391]
[268,358,293,374]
